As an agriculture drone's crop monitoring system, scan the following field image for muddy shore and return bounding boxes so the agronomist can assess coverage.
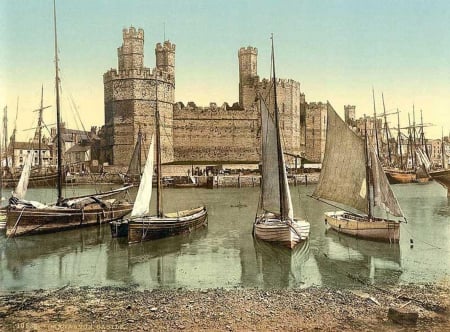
[1,283,449,331]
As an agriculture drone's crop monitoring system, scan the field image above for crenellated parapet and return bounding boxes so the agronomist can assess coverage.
[156,40,176,52]
[238,46,258,56]
[122,27,144,40]
[103,67,175,84]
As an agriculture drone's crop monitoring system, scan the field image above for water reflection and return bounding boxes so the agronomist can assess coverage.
[314,230,402,288]
[0,182,449,290]
[253,238,310,288]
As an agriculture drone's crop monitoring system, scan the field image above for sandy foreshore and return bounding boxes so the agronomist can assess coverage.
[1,283,449,331]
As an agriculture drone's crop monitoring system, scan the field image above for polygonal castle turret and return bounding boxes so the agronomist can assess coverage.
[155,41,176,77]
[118,27,144,71]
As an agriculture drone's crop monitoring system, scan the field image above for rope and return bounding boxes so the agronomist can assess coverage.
[7,206,26,238]
[401,223,443,250]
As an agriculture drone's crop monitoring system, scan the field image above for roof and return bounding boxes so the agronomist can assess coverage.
[11,141,50,150]
[66,144,91,154]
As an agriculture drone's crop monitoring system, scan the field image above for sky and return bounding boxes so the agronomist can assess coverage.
[1,0,449,141]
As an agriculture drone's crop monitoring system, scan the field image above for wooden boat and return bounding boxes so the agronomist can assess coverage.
[253,37,310,249]
[312,104,406,243]
[429,169,450,196]
[385,169,416,184]
[111,77,207,243]
[5,1,133,238]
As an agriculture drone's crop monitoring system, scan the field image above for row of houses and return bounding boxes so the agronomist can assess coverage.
[2,124,100,174]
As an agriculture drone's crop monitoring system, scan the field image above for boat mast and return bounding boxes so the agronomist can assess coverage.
[155,78,163,217]
[420,109,430,158]
[53,0,63,203]
[364,117,373,220]
[442,127,446,169]
[3,106,7,170]
[397,110,403,169]
[372,88,380,157]
[270,35,285,220]
[407,113,414,169]
[381,93,391,164]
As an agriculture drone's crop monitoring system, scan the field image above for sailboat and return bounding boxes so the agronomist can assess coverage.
[5,0,133,238]
[312,104,405,242]
[253,37,310,249]
[111,78,207,244]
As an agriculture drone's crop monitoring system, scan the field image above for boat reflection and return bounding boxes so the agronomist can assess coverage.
[2,226,108,287]
[253,237,310,288]
[106,228,208,287]
[314,230,402,287]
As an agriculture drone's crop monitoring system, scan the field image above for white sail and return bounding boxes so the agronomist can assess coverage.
[14,151,35,200]
[260,97,293,220]
[131,135,154,217]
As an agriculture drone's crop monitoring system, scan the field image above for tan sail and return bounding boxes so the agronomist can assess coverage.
[369,148,403,217]
[313,103,368,214]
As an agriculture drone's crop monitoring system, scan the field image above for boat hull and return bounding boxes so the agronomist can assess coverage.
[6,201,133,237]
[429,169,450,196]
[324,211,400,243]
[127,206,208,244]
[253,215,310,249]
[385,169,416,184]
[2,171,59,188]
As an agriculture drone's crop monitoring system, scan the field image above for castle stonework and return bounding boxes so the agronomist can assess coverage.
[103,27,175,166]
[305,102,327,163]
[103,28,306,167]
[173,102,260,162]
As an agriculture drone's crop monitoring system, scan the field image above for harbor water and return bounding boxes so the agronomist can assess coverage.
[1,181,449,291]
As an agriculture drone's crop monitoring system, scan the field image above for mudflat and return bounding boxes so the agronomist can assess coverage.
[1,283,449,331]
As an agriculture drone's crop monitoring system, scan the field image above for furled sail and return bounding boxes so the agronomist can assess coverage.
[369,148,404,217]
[127,132,142,179]
[131,135,154,217]
[313,103,368,214]
[260,96,293,220]
[14,151,35,200]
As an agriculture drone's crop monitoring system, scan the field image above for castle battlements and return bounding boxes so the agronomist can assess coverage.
[156,41,176,52]
[122,27,144,40]
[103,67,174,83]
[239,46,258,55]
[259,78,300,90]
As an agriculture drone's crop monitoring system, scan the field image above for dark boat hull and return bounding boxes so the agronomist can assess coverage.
[429,169,450,196]
[2,172,59,188]
[127,207,208,244]
[6,201,133,237]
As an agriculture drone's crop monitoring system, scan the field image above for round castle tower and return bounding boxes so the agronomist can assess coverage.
[238,46,258,109]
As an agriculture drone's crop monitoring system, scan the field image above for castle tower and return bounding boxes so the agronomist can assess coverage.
[238,46,259,109]
[155,41,176,77]
[118,27,144,70]
[344,105,356,126]
[103,27,175,167]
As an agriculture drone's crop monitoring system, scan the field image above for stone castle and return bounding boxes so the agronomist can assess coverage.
[102,27,325,168]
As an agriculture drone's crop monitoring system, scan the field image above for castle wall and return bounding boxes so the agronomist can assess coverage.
[305,102,327,163]
[173,103,260,162]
